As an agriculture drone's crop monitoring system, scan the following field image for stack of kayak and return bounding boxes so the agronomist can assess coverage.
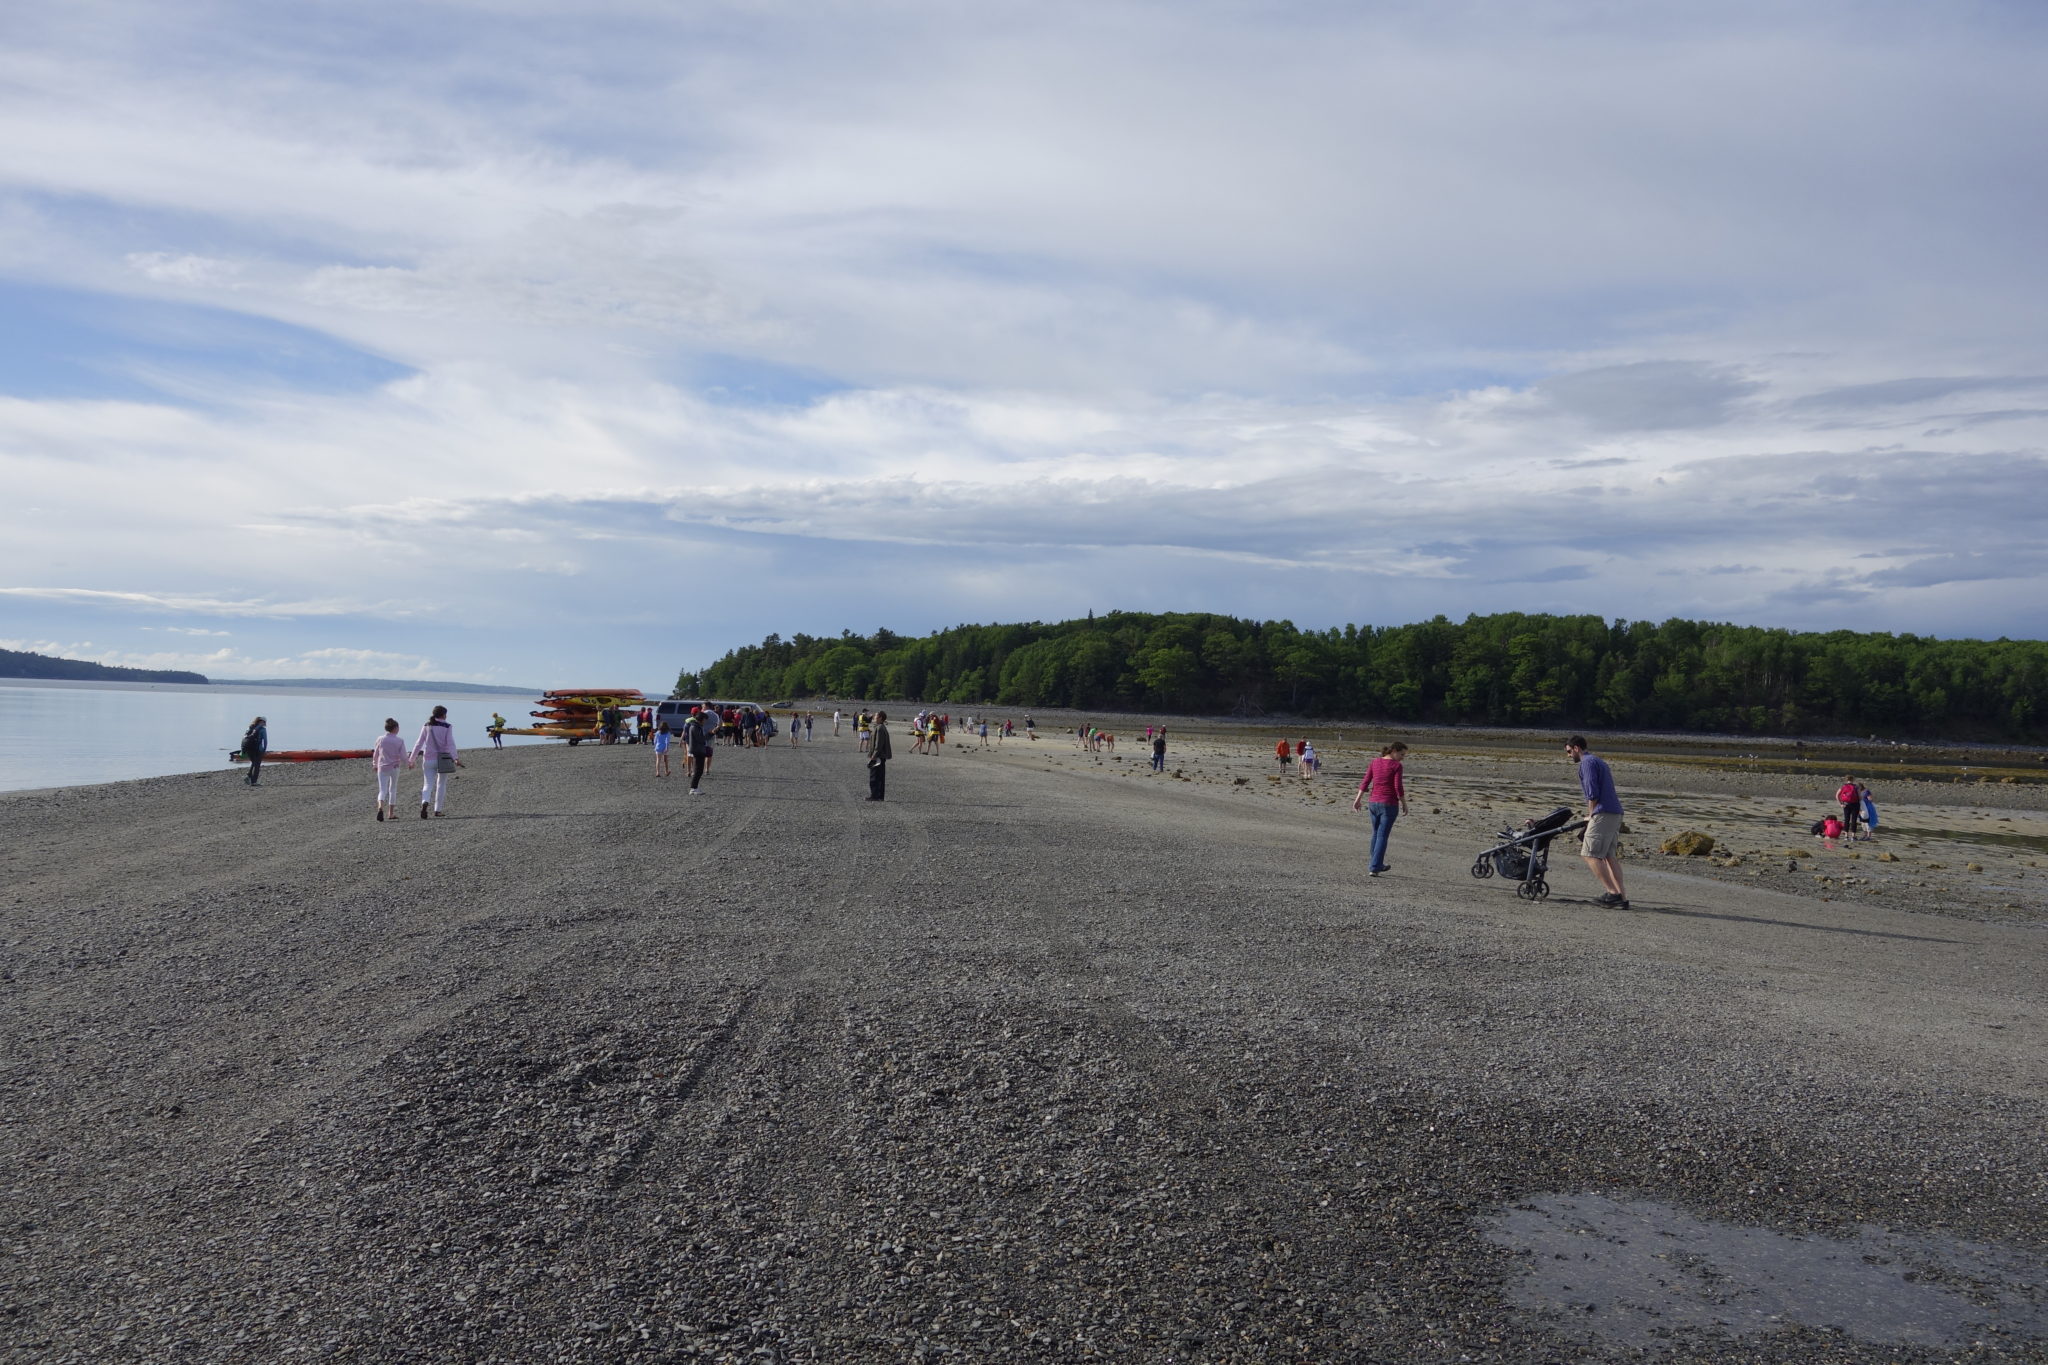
[494,688,646,744]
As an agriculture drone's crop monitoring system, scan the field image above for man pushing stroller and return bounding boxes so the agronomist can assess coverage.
[1566,735,1629,910]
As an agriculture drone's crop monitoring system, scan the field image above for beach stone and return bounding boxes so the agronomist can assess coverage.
[1658,831,1715,857]
[1877,852,1900,862]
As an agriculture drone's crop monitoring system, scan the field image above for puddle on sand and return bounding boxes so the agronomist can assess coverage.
[1485,1193,2048,1349]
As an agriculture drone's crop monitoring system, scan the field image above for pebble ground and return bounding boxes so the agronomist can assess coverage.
[2,728,2043,1362]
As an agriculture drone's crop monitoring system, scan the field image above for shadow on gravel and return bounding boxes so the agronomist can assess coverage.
[1640,906,1962,944]
[1486,1192,2048,1351]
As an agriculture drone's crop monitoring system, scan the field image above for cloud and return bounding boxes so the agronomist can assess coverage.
[1791,376,2048,410]
[2,3,2047,681]
[0,587,391,618]
[1535,362,1762,432]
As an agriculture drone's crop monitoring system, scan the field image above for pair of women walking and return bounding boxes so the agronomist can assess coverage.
[371,705,464,821]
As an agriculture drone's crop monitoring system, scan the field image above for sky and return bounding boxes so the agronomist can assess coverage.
[2,0,2045,691]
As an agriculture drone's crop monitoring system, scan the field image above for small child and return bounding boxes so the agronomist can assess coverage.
[372,718,406,822]
[653,722,672,777]
[1819,815,1844,842]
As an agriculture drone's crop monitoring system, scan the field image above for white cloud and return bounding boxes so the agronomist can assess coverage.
[0,2,2045,682]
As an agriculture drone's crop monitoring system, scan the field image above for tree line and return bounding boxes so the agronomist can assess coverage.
[680,611,2048,741]
[0,648,208,686]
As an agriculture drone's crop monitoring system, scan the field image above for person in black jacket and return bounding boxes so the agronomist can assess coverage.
[866,711,892,801]
[242,716,268,785]
[684,706,715,794]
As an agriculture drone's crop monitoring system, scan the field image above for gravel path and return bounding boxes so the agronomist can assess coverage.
[3,734,2044,1362]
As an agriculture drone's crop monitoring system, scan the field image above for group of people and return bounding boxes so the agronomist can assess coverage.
[1274,737,1322,778]
[1815,778,1881,843]
[1347,734,1631,908]
[239,707,465,819]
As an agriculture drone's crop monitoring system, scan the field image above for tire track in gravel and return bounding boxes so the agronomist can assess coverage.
[0,752,780,1158]
[537,743,931,1344]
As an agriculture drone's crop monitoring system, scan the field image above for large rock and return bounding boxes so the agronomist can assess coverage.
[1659,831,1716,857]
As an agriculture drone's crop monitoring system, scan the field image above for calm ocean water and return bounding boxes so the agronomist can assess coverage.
[0,681,564,794]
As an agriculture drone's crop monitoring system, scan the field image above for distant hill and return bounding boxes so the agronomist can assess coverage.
[0,648,209,685]
[212,677,544,695]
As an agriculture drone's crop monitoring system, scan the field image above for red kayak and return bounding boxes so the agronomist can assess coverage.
[229,749,373,764]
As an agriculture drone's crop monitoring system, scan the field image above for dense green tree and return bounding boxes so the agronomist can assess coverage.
[679,612,2048,740]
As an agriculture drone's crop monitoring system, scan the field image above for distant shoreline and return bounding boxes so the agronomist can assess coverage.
[0,677,542,701]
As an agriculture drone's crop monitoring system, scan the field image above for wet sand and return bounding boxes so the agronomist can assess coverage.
[3,729,2044,1361]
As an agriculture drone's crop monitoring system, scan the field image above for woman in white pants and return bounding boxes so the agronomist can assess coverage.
[371,717,406,821]
[410,704,463,819]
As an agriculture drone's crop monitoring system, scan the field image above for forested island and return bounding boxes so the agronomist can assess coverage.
[684,611,2048,742]
[0,648,209,686]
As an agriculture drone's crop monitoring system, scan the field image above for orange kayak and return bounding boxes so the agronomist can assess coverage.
[230,749,373,763]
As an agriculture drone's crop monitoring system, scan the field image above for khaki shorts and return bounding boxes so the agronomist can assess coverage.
[1581,812,1623,860]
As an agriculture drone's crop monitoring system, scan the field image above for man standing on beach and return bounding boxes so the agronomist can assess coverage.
[866,710,892,801]
[1566,735,1629,910]
[684,706,714,794]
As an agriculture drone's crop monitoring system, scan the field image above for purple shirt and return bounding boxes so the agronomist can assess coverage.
[1578,753,1622,815]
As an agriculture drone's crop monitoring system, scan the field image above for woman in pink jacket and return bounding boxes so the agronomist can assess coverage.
[410,705,464,819]
[1351,741,1411,877]
[371,717,407,822]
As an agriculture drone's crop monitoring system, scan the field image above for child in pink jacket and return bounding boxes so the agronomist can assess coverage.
[371,718,406,822]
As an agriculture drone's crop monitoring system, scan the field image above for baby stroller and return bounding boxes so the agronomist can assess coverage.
[1469,805,1587,901]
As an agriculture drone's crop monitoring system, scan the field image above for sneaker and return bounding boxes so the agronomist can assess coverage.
[1616,898,1632,910]
[420,802,430,820]
[376,807,384,822]
[432,810,445,818]
[1597,892,1622,906]
[1367,869,1380,878]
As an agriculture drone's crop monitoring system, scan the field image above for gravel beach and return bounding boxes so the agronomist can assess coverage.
[3,730,2044,1362]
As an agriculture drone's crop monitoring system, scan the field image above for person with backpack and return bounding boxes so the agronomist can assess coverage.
[409,705,463,819]
[1836,778,1862,837]
[241,716,268,786]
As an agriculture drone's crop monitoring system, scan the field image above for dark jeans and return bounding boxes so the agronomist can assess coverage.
[1151,752,1165,770]
[247,754,263,785]
[1367,802,1397,872]
[689,754,707,789]
[1842,800,1860,833]
[868,760,886,800]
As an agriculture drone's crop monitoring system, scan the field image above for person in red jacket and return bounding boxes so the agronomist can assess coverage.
[1275,738,1291,771]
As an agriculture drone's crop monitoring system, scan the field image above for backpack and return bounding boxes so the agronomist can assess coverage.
[242,726,261,755]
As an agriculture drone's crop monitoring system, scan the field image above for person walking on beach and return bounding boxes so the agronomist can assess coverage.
[804,713,814,742]
[241,716,268,786]
[790,713,802,747]
[1351,742,1409,876]
[372,718,406,820]
[1300,740,1319,781]
[684,707,714,794]
[1275,738,1291,772]
[833,709,843,737]
[489,712,506,748]
[1836,777,1862,838]
[410,705,463,819]
[1859,782,1880,840]
[653,722,673,778]
[866,710,892,800]
[1151,728,1167,771]
[1566,735,1628,909]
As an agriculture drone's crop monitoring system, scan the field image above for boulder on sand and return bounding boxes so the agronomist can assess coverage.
[1660,831,1716,857]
